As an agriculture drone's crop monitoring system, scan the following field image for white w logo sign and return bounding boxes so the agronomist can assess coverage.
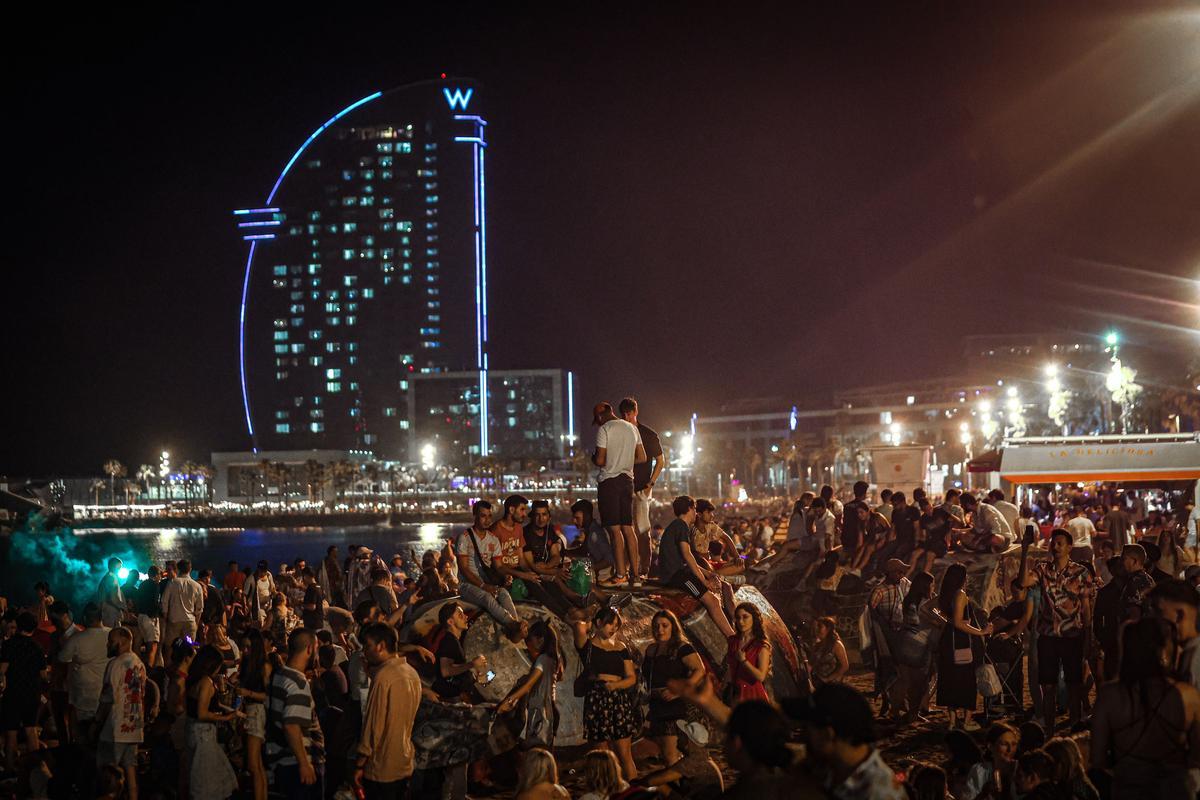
[443,87,473,110]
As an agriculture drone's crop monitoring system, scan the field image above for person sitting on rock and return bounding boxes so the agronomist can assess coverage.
[657,495,736,638]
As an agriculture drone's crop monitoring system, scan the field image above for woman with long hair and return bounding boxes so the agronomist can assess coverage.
[184,645,239,800]
[811,616,849,685]
[935,563,993,731]
[573,606,640,781]
[514,747,569,800]
[1043,736,1098,800]
[578,749,628,800]
[204,622,239,677]
[1090,617,1200,798]
[265,591,296,646]
[644,609,705,765]
[962,721,1018,800]
[726,603,771,704]
[890,569,937,721]
[498,619,563,749]
[236,628,273,800]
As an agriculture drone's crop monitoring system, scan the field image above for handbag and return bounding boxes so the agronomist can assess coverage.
[976,663,1003,697]
[573,641,595,697]
[952,627,974,666]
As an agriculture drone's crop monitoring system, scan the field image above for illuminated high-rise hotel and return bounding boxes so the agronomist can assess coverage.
[235,79,575,468]
[237,79,496,459]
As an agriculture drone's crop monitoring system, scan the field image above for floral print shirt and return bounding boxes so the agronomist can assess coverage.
[1033,559,1093,637]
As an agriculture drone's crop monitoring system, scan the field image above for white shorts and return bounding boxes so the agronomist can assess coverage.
[137,614,161,644]
[244,702,266,739]
[634,487,652,534]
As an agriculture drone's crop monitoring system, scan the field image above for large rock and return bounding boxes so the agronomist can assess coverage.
[401,585,804,747]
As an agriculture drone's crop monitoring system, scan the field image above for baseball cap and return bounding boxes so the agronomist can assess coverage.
[884,558,908,575]
[591,401,614,425]
[782,682,877,744]
[675,719,710,746]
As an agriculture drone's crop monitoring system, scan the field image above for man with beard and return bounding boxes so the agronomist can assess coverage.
[267,630,326,798]
[352,623,422,799]
[520,499,585,618]
[94,626,146,800]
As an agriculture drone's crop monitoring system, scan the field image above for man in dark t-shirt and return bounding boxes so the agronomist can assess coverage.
[888,492,921,560]
[432,603,486,700]
[841,481,871,557]
[623,398,667,580]
[301,569,326,631]
[658,496,735,638]
[0,612,49,770]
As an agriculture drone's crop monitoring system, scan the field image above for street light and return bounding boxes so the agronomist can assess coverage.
[1105,330,1120,347]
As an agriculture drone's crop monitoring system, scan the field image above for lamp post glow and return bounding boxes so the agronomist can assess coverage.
[420,443,437,471]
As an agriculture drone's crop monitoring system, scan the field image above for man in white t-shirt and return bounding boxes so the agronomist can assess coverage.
[454,500,522,634]
[160,558,205,645]
[1065,506,1096,561]
[960,493,1013,552]
[988,490,1021,537]
[57,603,111,736]
[95,626,147,797]
[592,401,647,588]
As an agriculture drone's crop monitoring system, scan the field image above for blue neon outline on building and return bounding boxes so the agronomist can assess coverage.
[455,110,490,456]
[238,90,384,448]
[443,87,473,111]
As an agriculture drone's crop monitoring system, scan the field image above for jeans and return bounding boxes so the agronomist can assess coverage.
[274,762,325,799]
[458,583,518,625]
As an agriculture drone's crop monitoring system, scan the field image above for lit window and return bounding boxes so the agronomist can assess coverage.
[343,196,357,206]
[329,317,341,326]
[362,288,374,299]
[274,344,288,354]
[384,407,397,417]
[347,342,358,351]
[361,170,375,180]
[344,275,357,287]
[273,265,287,276]
[399,380,409,391]
[275,423,291,434]
[342,222,357,233]
[309,330,323,340]
[376,143,393,153]
[308,211,321,221]
[343,249,355,260]
[327,381,341,392]
[326,368,341,379]
[274,371,287,381]
[273,331,288,341]
[346,316,356,326]
[308,356,323,366]
[398,142,412,153]
[401,276,412,284]
[397,221,413,232]
[310,422,324,433]
[289,343,305,354]
[342,170,354,180]
[361,196,375,206]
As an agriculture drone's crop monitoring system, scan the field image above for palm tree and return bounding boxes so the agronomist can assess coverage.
[303,459,325,504]
[267,462,289,507]
[103,459,126,505]
[123,479,143,507]
[180,461,199,508]
[135,464,156,501]
[90,479,106,506]
[362,462,380,504]
[330,460,357,505]
[193,464,214,506]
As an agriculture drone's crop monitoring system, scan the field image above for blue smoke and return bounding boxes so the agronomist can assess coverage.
[2,512,148,612]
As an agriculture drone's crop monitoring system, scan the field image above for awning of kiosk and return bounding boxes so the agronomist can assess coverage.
[1000,437,1200,485]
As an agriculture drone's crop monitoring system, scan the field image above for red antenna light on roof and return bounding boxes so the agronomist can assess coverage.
[440,72,447,79]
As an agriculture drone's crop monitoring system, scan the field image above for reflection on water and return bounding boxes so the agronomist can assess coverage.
[71,523,460,568]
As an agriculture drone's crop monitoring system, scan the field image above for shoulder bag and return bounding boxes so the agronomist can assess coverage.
[466,529,505,586]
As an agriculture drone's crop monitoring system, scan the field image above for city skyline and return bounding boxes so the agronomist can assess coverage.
[7,3,1199,475]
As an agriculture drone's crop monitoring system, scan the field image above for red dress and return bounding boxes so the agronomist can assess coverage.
[726,634,770,703]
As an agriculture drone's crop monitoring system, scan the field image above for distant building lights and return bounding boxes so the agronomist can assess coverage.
[906,395,916,405]
[236,220,282,228]
[233,207,280,215]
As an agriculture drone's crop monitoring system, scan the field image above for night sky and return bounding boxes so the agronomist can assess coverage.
[8,2,1199,476]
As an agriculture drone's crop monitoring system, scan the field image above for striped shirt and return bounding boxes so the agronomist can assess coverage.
[266,665,325,767]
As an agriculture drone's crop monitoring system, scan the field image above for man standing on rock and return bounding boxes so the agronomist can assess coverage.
[622,397,666,584]
[592,401,647,588]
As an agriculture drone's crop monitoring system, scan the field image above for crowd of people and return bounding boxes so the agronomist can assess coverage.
[0,394,1198,799]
